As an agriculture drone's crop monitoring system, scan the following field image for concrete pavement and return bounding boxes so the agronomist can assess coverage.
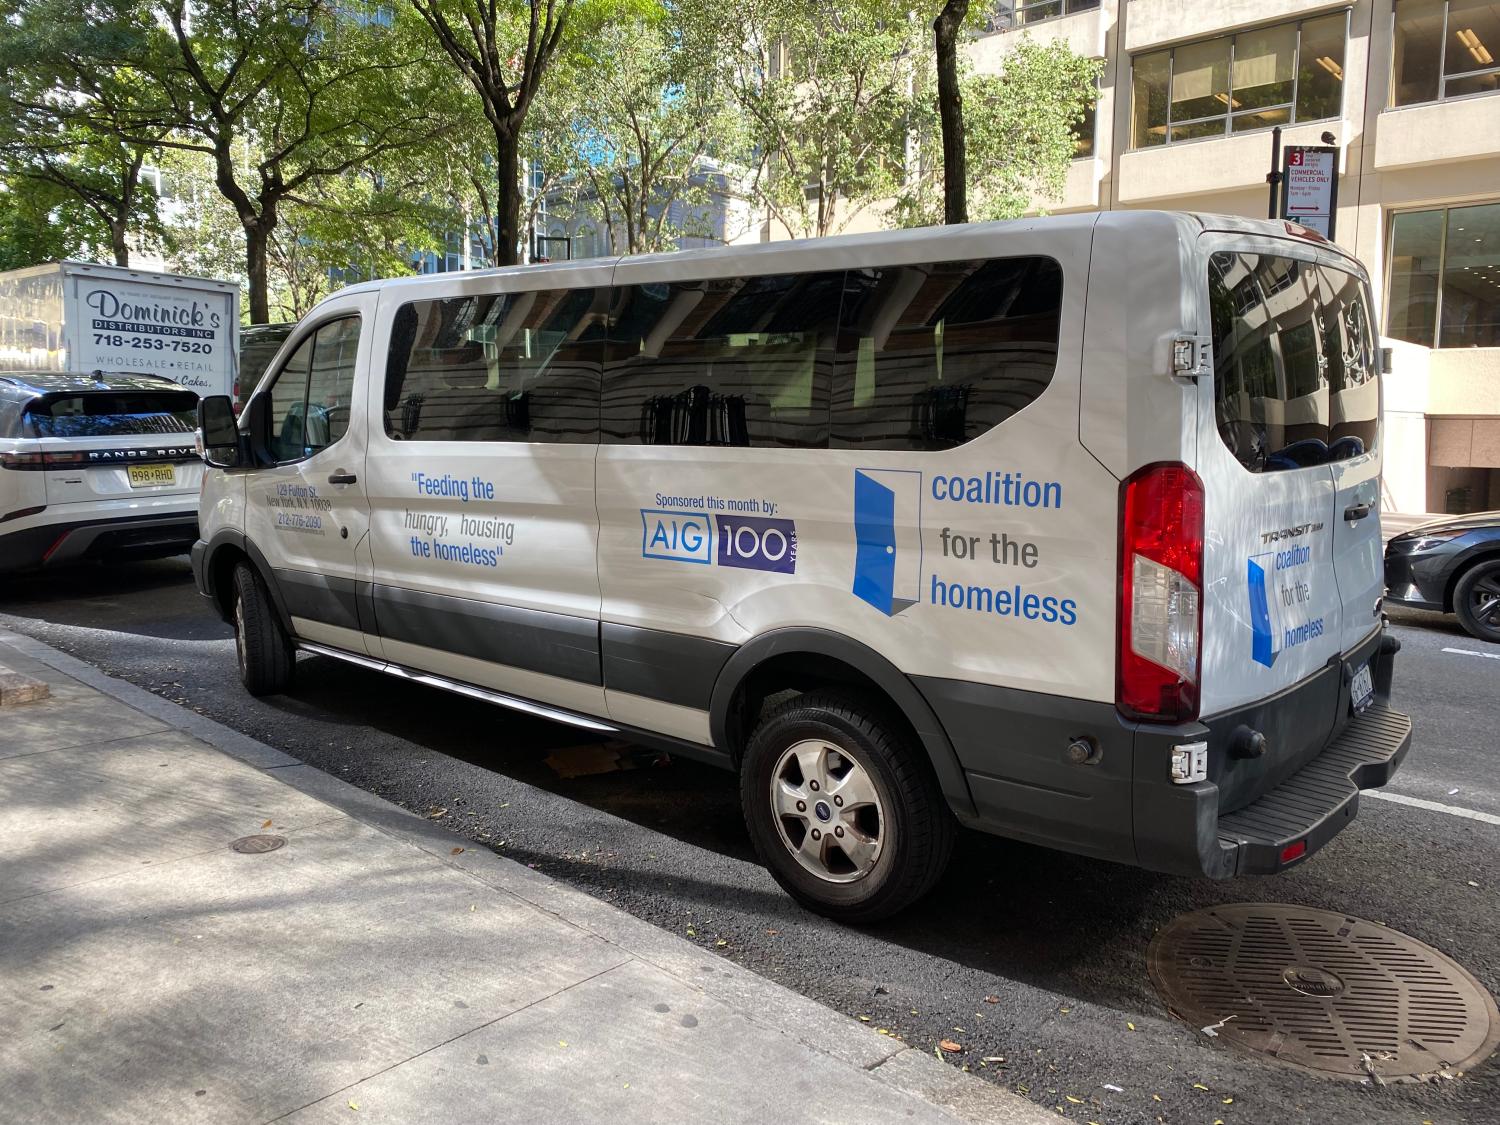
[0,629,1052,1125]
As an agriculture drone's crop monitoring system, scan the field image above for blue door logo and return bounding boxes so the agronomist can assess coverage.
[852,469,921,616]
[1248,556,1277,668]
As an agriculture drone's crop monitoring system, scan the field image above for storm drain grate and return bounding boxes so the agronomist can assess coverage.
[1148,904,1499,1081]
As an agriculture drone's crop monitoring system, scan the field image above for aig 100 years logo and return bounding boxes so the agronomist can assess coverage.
[641,509,797,574]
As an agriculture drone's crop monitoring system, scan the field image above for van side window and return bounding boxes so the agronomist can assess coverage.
[384,290,604,444]
[1209,252,1378,473]
[831,256,1062,450]
[601,272,842,447]
[267,317,361,463]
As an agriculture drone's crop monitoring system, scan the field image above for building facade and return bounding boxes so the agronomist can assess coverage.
[965,0,1500,515]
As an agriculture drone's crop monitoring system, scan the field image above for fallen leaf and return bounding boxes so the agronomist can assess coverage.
[877,1028,890,1035]
[982,1056,1005,1064]
[858,1015,871,1022]
[765,929,778,936]
[1223,1097,1234,1104]
[261,819,272,829]
[1103,1083,1123,1093]
[984,995,999,1004]
[451,847,464,855]
[1127,1022,1137,1031]
[953,1026,966,1033]
[1065,1095,1084,1104]
[715,939,727,948]
[686,927,696,936]
[1152,1094,1162,1102]
[1193,1083,1210,1091]
[347,1101,358,1111]
[426,807,447,819]
[938,1039,962,1053]
[558,1040,568,1048]
[1058,1007,1070,1014]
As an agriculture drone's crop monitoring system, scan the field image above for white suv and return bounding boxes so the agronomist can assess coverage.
[0,372,202,573]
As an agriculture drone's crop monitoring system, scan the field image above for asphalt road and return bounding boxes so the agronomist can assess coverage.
[3,559,1497,1125]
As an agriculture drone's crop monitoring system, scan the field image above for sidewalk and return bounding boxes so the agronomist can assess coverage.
[0,629,1051,1125]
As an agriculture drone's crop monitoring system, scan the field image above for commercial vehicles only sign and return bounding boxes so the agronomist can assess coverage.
[1281,145,1338,240]
[73,276,236,396]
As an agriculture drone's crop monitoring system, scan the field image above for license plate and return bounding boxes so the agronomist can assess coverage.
[127,464,176,488]
[1351,663,1375,714]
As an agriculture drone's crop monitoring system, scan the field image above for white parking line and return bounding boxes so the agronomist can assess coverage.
[1366,789,1500,826]
[1442,646,1500,660]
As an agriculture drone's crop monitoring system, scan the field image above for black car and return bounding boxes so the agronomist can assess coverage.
[1385,512,1500,642]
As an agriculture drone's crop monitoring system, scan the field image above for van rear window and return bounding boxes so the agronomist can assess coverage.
[1208,252,1378,473]
[23,390,198,438]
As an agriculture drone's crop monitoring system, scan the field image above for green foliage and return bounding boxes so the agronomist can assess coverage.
[898,36,1099,227]
[0,176,94,270]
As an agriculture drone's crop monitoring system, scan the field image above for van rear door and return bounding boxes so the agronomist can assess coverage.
[1319,269,1385,658]
[1197,247,1345,719]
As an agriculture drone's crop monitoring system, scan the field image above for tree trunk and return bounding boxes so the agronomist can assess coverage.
[934,0,970,226]
[495,125,522,266]
[245,223,271,323]
[109,220,130,266]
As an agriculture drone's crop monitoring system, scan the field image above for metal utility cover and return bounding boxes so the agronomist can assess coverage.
[229,834,286,854]
[1148,904,1499,1081]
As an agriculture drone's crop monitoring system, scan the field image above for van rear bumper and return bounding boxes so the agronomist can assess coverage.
[918,625,1410,879]
[1139,702,1411,879]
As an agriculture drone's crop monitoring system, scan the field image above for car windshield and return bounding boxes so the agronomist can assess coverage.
[23,390,198,438]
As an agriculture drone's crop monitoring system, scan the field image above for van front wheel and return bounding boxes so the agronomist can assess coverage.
[232,562,294,696]
[740,691,954,923]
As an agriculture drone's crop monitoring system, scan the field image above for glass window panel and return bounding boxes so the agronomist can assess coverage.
[1232,105,1292,132]
[1320,267,1379,458]
[1170,37,1231,122]
[831,257,1062,451]
[386,289,605,443]
[306,317,360,449]
[1439,202,1500,348]
[1445,70,1500,96]
[1072,79,1098,157]
[1386,209,1445,346]
[602,272,843,448]
[1132,50,1170,147]
[1232,24,1296,111]
[1297,13,1348,121]
[1170,117,1228,142]
[267,336,314,462]
[1445,0,1500,76]
[1392,0,1445,105]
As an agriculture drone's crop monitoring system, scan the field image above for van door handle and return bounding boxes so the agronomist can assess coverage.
[328,472,357,485]
[1343,502,1371,521]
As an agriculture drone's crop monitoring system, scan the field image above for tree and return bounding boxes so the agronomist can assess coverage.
[0,175,96,270]
[565,12,743,255]
[0,6,164,264]
[931,0,968,224]
[687,0,914,239]
[409,0,582,266]
[895,35,1099,227]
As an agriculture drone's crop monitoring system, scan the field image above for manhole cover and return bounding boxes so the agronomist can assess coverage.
[1149,904,1499,1081]
[229,834,286,854]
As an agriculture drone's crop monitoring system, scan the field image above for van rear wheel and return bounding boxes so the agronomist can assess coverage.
[740,691,954,923]
[232,562,294,696]
[1455,559,1500,644]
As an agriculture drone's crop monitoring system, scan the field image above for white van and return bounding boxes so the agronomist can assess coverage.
[191,212,1411,921]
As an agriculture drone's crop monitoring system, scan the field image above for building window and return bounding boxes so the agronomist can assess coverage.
[1392,0,1500,106]
[1073,79,1099,158]
[985,0,1099,33]
[1387,202,1500,348]
[1130,13,1348,148]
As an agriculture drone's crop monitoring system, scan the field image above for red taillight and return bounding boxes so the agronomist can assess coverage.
[0,450,88,470]
[1280,840,1307,864]
[0,451,43,470]
[1118,462,1205,722]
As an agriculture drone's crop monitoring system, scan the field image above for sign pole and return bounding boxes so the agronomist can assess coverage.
[1266,125,1282,220]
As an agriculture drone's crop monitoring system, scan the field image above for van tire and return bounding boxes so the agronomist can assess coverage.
[232,562,294,696]
[740,690,954,923]
[1454,558,1500,644]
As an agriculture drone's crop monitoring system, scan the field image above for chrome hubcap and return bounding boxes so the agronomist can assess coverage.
[769,740,884,884]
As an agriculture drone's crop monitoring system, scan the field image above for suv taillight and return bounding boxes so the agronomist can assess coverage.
[1118,462,1204,722]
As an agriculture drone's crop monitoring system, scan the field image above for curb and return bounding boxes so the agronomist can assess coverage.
[0,627,1055,1125]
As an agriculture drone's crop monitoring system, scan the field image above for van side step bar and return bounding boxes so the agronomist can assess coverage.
[297,641,620,735]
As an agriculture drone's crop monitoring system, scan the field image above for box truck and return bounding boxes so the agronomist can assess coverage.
[0,261,239,398]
